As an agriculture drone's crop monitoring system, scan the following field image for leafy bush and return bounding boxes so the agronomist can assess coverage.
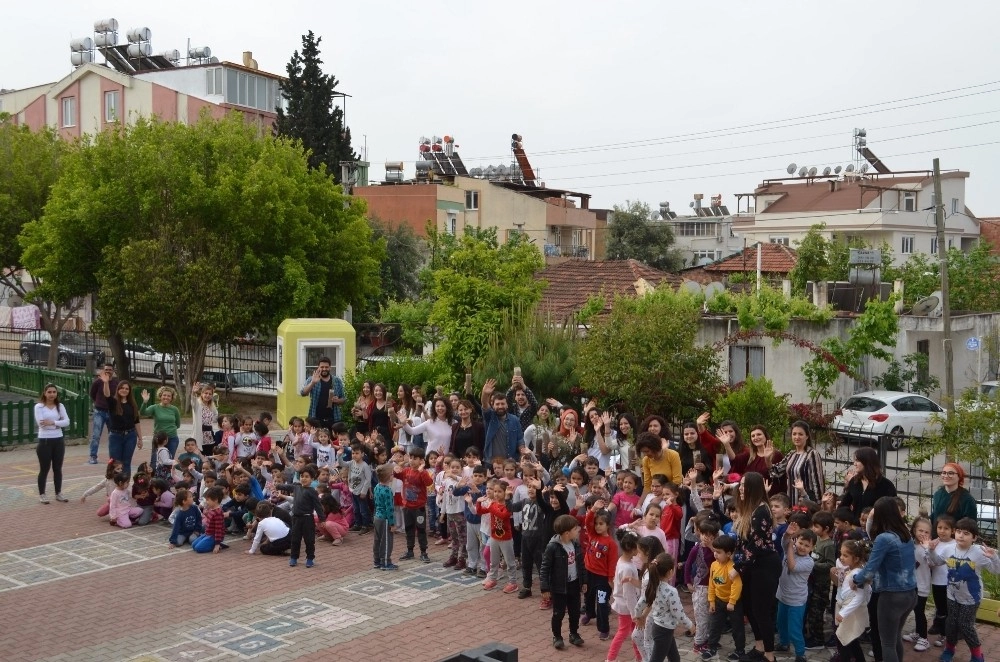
[706,284,832,333]
[712,376,791,449]
[344,355,454,405]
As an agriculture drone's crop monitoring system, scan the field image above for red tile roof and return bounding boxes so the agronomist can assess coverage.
[755,172,967,214]
[980,218,1000,256]
[703,242,798,274]
[536,259,684,319]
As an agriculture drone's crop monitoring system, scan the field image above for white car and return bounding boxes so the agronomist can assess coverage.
[120,341,178,379]
[831,390,944,450]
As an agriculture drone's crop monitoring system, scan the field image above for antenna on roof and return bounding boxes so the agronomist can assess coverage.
[834,165,843,174]
[822,167,832,176]
[808,167,818,177]
[860,163,870,174]
[798,166,808,177]
[786,163,797,175]
[845,164,855,173]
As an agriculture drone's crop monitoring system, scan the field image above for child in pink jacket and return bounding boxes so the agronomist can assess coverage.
[318,494,350,545]
[108,473,143,528]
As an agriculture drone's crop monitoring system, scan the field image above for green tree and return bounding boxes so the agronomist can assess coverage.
[21,113,383,404]
[894,242,997,311]
[788,224,831,295]
[605,200,683,271]
[0,119,79,367]
[872,352,940,396]
[357,218,425,322]
[473,306,579,406]
[274,31,355,182]
[575,287,722,419]
[712,376,791,449]
[428,229,545,380]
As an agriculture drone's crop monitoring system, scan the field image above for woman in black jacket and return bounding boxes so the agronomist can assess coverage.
[839,447,897,525]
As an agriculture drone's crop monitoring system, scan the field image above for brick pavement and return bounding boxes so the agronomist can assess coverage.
[1,432,999,662]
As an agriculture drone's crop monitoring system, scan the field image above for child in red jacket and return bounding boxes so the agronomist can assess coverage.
[476,479,518,593]
[392,447,434,562]
[582,504,618,640]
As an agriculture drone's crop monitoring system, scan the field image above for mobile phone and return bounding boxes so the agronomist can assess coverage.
[513,367,521,378]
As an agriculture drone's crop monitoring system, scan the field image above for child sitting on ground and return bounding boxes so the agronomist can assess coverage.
[169,489,203,548]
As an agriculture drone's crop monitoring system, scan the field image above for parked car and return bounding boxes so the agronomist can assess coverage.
[831,390,945,450]
[981,381,998,398]
[199,369,274,394]
[114,341,178,379]
[19,330,105,368]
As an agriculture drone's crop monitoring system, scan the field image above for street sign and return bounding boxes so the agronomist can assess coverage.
[967,337,981,351]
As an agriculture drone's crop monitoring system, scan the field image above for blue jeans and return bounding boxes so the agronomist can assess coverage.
[777,600,807,656]
[108,429,138,476]
[352,493,372,527]
[150,435,179,471]
[89,409,110,459]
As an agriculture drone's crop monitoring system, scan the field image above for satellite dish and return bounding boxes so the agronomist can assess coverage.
[845,164,855,173]
[682,281,704,295]
[808,167,818,177]
[910,291,943,317]
[834,166,843,174]
[860,163,870,174]
[823,167,832,176]
[704,282,725,299]
[798,166,808,177]
[689,201,696,208]
[786,163,797,175]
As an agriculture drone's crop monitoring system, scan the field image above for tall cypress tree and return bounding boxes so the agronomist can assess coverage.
[275,31,356,181]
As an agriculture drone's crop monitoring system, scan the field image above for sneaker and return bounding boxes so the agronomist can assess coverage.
[305,559,314,568]
[795,657,808,662]
[477,569,488,579]
[382,563,399,571]
[443,556,458,568]
[288,558,298,567]
[581,614,592,626]
[826,635,839,648]
[54,493,69,503]
[598,632,610,641]
[400,551,415,560]
[702,649,720,661]
[518,588,532,599]
[372,562,383,569]
[553,637,565,650]
[728,651,745,662]
[502,582,518,594]
[902,632,920,643]
[348,525,362,532]
[694,643,710,654]
[914,639,931,652]
[540,597,553,609]
[359,526,372,535]
[420,553,431,563]
[939,650,954,662]
[568,633,584,647]
[463,566,477,576]
[739,650,763,662]
[435,537,450,545]
[39,494,50,504]
[934,639,944,648]
[774,644,790,653]
[483,578,498,590]
[806,639,826,651]
[88,456,99,464]
[455,559,467,571]
[331,538,342,546]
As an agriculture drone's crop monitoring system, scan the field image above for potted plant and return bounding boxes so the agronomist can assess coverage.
[977,571,1000,624]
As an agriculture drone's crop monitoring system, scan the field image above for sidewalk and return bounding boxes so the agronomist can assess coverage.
[1,436,998,661]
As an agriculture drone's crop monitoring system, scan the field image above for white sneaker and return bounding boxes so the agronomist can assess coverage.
[934,639,944,648]
[902,632,919,643]
[914,639,930,652]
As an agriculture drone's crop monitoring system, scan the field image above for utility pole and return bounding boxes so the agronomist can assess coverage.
[933,158,954,423]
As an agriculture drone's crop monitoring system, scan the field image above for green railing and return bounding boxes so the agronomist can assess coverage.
[0,363,91,447]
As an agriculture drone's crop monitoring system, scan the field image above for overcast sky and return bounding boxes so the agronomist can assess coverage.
[4,1,1000,215]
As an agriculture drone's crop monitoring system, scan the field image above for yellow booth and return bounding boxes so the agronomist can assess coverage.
[276,318,356,427]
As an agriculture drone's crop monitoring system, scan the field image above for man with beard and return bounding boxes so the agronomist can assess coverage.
[480,377,523,461]
[299,357,345,431]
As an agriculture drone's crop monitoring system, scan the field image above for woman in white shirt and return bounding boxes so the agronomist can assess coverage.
[397,397,453,456]
[35,383,71,504]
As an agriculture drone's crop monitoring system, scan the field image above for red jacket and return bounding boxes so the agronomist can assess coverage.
[476,500,513,541]
[394,466,433,509]
[584,511,617,582]
[660,503,683,541]
[202,507,225,543]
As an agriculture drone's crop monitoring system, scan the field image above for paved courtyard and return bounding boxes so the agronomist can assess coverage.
[1,427,998,662]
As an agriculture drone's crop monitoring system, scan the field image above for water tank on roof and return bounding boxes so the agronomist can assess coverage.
[94,32,116,47]
[127,42,152,58]
[70,37,94,52]
[94,18,119,32]
[70,51,94,66]
[127,27,151,43]
[159,49,181,62]
[188,46,212,59]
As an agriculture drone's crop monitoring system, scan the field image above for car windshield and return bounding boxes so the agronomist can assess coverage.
[982,384,998,397]
[843,396,887,412]
[60,332,87,345]
[231,372,267,387]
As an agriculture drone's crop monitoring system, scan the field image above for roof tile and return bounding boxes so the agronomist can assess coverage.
[537,259,684,318]
[704,242,798,274]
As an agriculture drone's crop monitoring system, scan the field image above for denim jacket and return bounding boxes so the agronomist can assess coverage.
[853,531,917,593]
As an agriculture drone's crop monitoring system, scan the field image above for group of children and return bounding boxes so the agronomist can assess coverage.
[80,406,1000,662]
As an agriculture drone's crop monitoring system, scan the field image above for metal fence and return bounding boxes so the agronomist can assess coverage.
[0,363,90,446]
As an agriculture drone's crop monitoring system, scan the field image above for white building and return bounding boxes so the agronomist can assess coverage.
[659,196,745,266]
[732,170,979,265]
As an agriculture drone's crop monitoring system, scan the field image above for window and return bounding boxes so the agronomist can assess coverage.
[222,68,281,111]
[206,67,224,95]
[930,237,938,255]
[446,214,457,235]
[901,235,914,254]
[104,91,119,122]
[729,346,764,384]
[61,97,76,127]
[948,238,954,249]
[769,236,789,246]
[505,227,524,242]
[465,190,479,210]
[676,222,720,237]
[692,250,720,263]
[903,191,916,212]
[916,339,930,384]
[951,198,960,215]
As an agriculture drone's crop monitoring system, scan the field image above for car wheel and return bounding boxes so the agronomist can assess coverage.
[883,426,905,451]
[56,353,70,368]
[20,349,31,364]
